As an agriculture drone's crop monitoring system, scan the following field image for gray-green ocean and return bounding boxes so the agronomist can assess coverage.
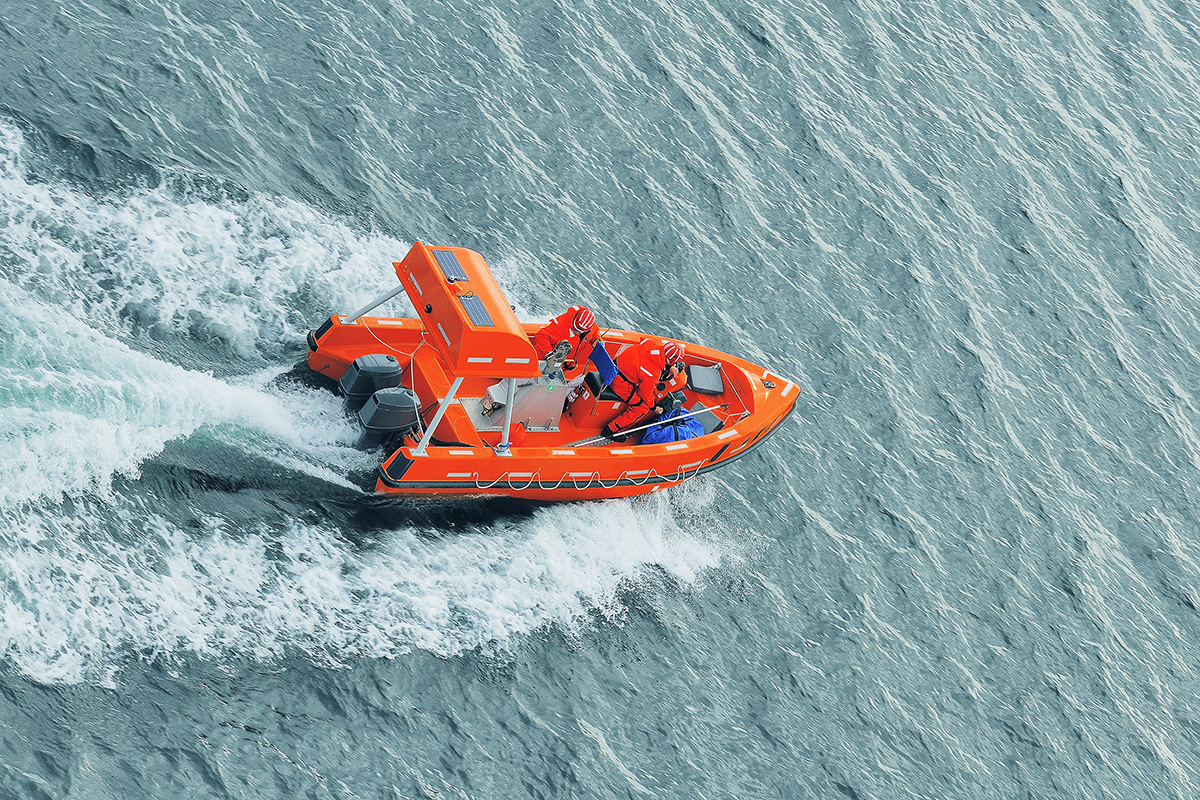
[3,1,1200,797]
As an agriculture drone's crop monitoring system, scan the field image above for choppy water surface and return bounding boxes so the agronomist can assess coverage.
[3,0,1200,797]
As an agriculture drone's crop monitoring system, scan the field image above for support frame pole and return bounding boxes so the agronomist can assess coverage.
[494,378,519,456]
[412,376,463,457]
[346,285,407,324]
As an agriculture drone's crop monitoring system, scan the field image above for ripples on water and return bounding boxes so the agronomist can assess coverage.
[3,0,1200,797]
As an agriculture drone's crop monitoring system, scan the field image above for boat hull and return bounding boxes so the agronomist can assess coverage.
[308,313,798,502]
[373,395,796,501]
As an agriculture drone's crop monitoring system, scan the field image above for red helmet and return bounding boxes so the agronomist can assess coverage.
[663,340,684,364]
[572,307,596,333]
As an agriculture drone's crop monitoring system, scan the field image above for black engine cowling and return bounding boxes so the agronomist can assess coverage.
[339,354,404,413]
[355,387,420,451]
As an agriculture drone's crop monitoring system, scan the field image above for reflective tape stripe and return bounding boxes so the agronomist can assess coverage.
[718,429,739,439]
[506,357,530,364]
[553,450,575,455]
[448,450,474,455]
[467,357,493,363]
[437,323,451,347]
[666,443,689,451]
[446,472,473,478]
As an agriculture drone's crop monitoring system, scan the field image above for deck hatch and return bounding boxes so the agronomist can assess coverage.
[458,293,495,327]
[433,249,469,281]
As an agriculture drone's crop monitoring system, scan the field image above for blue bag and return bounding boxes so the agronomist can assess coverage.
[641,407,704,445]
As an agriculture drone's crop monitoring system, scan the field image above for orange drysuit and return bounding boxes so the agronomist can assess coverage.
[532,305,599,378]
[608,338,671,432]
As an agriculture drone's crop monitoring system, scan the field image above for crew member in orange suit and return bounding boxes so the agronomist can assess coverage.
[532,305,600,378]
[603,339,685,441]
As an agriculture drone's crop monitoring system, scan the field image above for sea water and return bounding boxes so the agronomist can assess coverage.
[2,0,1200,797]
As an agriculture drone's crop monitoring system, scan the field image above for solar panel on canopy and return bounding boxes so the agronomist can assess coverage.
[432,249,468,281]
[458,293,495,327]
[391,242,538,378]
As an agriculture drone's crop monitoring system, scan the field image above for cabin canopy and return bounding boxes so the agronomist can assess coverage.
[393,242,539,379]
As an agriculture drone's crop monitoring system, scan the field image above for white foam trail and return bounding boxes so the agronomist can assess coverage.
[0,120,413,361]
[0,487,741,685]
[0,274,380,506]
[0,118,413,502]
[0,119,742,685]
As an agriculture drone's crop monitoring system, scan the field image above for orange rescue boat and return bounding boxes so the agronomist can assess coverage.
[306,242,798,501]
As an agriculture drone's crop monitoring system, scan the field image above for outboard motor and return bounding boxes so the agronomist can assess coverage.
[339,354,404,413]
[355,387,420,451]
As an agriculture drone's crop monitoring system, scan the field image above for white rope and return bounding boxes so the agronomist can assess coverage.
[464,459,707,493]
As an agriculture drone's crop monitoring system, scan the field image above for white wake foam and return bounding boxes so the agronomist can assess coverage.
[0,272,380,507]
[0,486,740,685]
[0,118,424,504]
[0,120,413,361]
[0,119,742,684]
